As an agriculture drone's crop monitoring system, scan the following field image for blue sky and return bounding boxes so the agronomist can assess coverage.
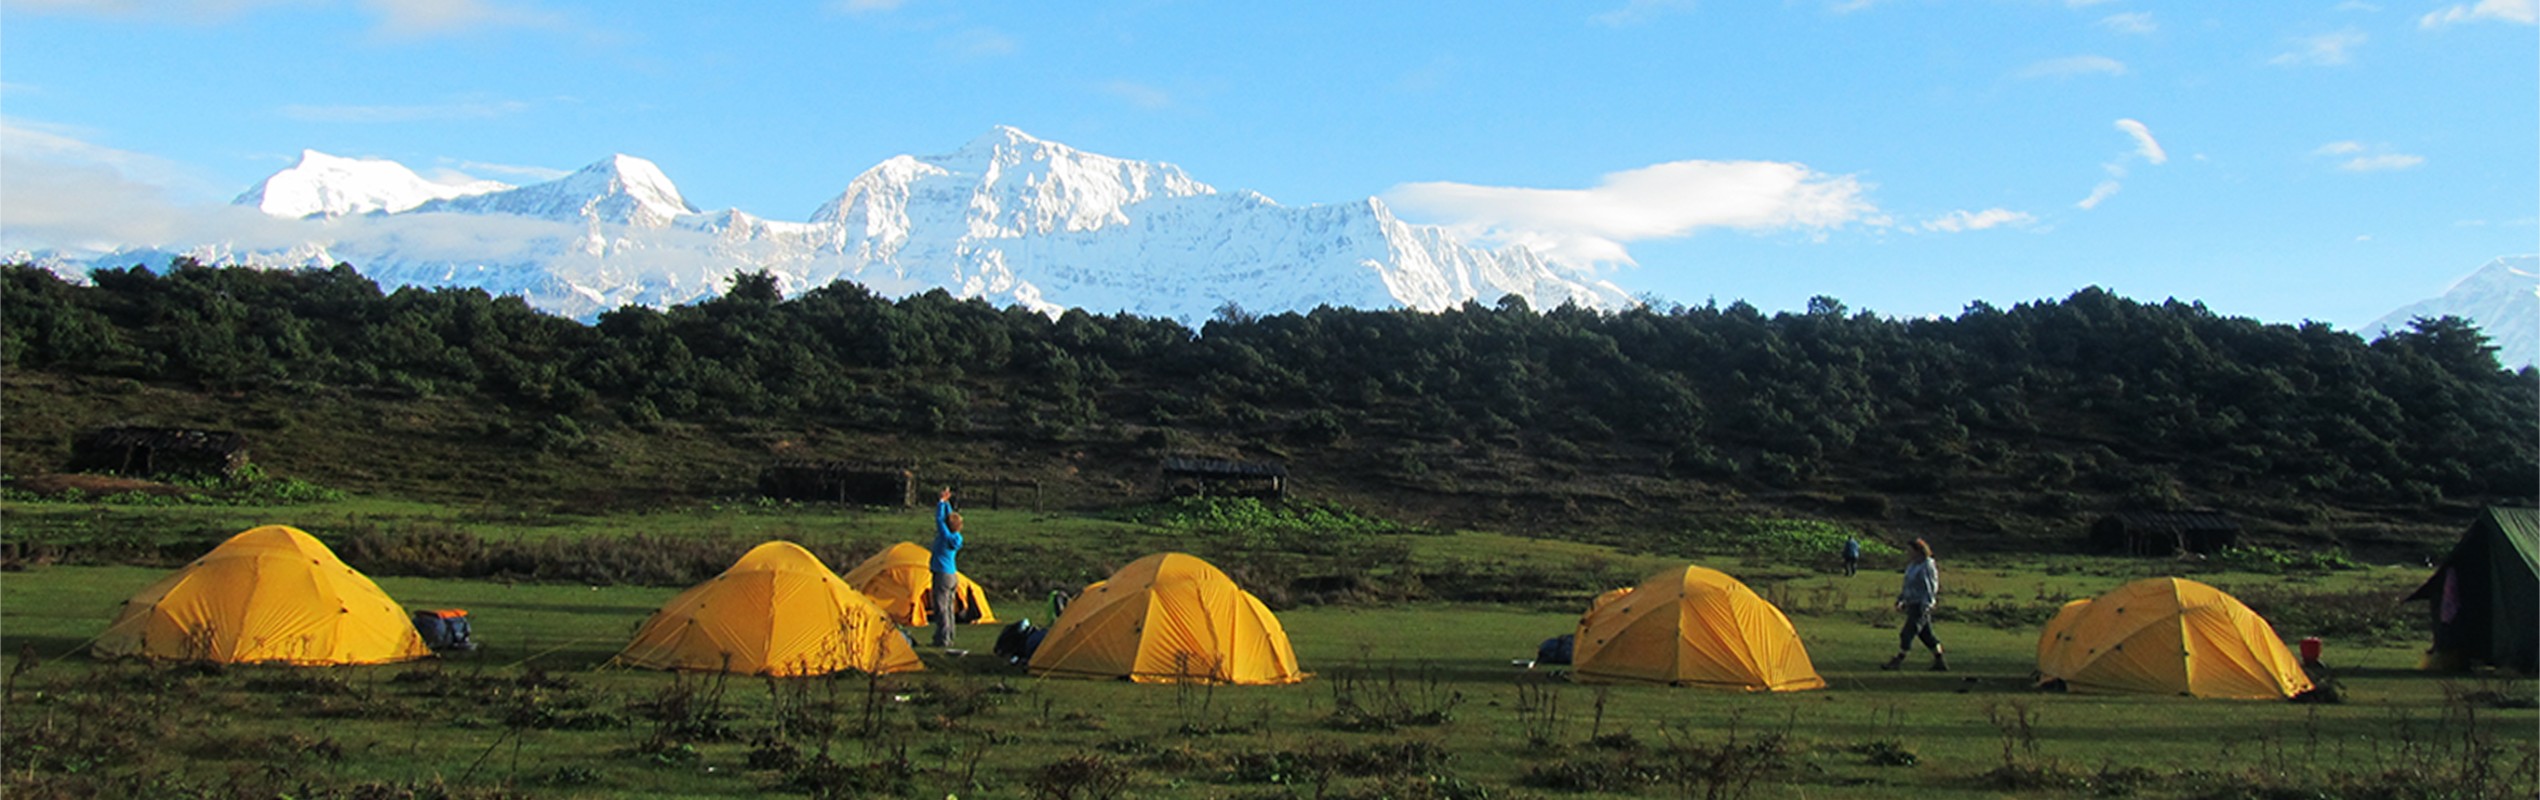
[2,0,2533,328]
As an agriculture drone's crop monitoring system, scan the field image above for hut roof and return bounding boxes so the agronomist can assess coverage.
[1160,457,1288,478]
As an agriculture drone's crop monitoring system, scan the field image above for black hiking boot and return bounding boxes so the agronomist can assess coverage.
[1879,653,1907,671]
[1930,653,1950,672]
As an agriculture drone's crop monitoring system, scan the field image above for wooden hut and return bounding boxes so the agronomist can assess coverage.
[69,427,248,478]
[2089,510,2241,556]
[1160,456,1288,500]
[758,460,915,507]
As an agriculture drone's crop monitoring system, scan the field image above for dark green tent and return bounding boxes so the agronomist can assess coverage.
[2405,507,2538,674]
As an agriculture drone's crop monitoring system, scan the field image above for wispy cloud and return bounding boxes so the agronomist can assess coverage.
[2311,140,2425,171]
[2421,0,2536,27]
[1589,0,1695,27]
[1385,159,1876,268]
[446,158,567,182]
[2340,153,2426,172]
[2270,29,2365,66]
[1102,81,1172,110]
[2096,12,2156,34]
[1396,57,1456,93]
[2076,119,2165,210]
[834,0,905,12]
[2,0,307,22]
[9,0,573,38]
[280,98,533,123]
[944,28,1016,58]
[0,119,265,248]
[2016,55,2127,79]
[359,0,565,39]
[1922,208,2035,233]
[2075,180,2121,210]
[2115,118,2166,164]
[0,117,225,204]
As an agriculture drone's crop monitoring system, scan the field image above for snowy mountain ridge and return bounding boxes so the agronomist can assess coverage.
[2366,255,2539,369]
[31,127,1634,322]
[233,150,511,219]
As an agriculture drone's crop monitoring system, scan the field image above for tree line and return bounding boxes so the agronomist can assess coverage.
[5,260,2532,510]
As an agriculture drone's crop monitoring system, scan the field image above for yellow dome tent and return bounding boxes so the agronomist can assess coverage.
[2036,598,2093,677]
[840,542,998,627]
[1028,552,1304,685]
[1571,565,1826,692]
[614,541,923,677]
[2035,577,2313,699]
[93,525,430,666]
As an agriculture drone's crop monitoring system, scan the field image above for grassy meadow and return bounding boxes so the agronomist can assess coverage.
[2,499,2532,800]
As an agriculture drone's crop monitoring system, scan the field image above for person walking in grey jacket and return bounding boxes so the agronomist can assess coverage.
[1881,538,1947,671]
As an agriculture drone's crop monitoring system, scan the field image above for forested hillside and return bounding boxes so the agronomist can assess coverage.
[4,261,2532,555]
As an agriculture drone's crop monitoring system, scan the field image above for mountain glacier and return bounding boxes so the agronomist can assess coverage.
[28,127,1634,322]
[2366,255,2539,369]
[234,150,511,218]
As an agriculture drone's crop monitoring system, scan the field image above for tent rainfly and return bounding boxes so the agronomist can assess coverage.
[2405,507,2539,674]
[2036,577,2313,699]
[1028,552,1304,685]
[841,542,998,628]
[1569,565,1826,692]
[614,541,922,677]
[93,525,431,666]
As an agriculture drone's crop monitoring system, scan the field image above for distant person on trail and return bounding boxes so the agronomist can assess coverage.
[931,487,965,649]
[1842,537,1861,577]
[1881,538,1946,672]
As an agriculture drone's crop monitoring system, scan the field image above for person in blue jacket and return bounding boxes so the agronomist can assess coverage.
[1881,538,1946,671]
[1842,536,1861,577]
[930,487,965,648]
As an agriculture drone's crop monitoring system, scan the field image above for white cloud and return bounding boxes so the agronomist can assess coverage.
[1384,159,1875,268]
[2310,140,2424,171]
[1922,208,2035,233]
[0,119,286,249]
[1102,81,1172,110]
[1590,0,1695,26]
[2421,0,2536,27]
[2270,30,2366,66]
[6,0,572,38]
[2016,55,2128,79]
[0,0,312,21]
[2074,120,2164,211]
[2075,180,2121,210]
[2096,12,2156,34]
[2115,118,2166,164]
[2340,153,2426,171]
[835,0,905,12]
[944,28,1016,58]
[445,159,567,182]
[359,0,562,38]
[280,98,532,123]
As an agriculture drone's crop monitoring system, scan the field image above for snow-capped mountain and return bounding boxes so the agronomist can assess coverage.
[2366,255,2539,369]
[29,128,1635,321]
[234,150,509,218]
[413,154,696,229]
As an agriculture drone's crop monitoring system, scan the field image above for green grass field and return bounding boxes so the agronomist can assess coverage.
[1,501,2532,799]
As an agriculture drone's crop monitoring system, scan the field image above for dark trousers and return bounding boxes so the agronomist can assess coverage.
[932,572,960,647]
[1897,603,1940,653]
[1843,556,1858,576]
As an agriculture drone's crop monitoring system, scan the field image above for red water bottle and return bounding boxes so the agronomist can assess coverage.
[2299,637,2323,667]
